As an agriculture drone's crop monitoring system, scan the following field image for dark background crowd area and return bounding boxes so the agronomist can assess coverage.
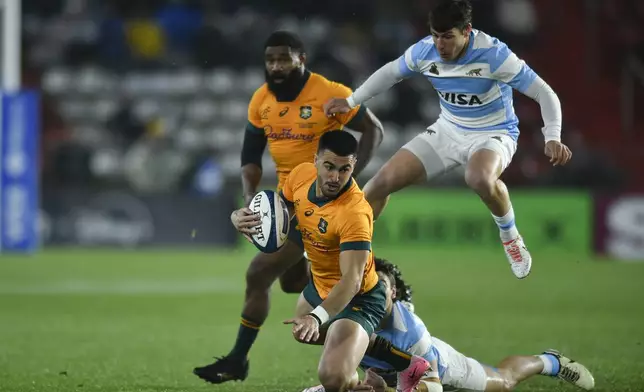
[20,0,643,194]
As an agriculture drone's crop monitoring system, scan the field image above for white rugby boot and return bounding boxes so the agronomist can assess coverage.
[544,349,595,390]
[503,235,532,279]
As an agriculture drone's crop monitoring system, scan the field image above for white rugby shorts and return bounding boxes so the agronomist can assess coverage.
[432,337,488,392]
[402,118,518,180]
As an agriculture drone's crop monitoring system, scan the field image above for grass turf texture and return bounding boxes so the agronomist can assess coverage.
[0,248,643,392]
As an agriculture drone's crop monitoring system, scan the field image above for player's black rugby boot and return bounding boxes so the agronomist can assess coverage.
[193,355,249,384]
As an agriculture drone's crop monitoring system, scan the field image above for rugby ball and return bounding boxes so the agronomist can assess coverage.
[248,190,290,253]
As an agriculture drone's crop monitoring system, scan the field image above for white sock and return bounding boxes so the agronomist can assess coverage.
[537,353,560,376]
[492,205,519,242]
[538,354,553,375]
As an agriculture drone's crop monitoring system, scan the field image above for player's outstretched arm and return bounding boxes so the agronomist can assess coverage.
[319,250,370,318]
[324,60,407,117]
[284,250,368,344]
[522,78,572,166]
[491,46,571,166]
[240,123,268,205]
[316,210,373,318]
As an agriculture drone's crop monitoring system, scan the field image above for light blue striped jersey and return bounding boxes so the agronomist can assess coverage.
[360,302,446,379]
[397,29,538,141]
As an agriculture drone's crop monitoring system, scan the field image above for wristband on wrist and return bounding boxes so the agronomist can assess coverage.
[309,306,329,325]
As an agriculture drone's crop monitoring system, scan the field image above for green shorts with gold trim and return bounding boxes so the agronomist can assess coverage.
[303,279,386,336]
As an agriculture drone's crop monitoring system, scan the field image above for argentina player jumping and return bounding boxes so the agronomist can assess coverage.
[324,0,572,278]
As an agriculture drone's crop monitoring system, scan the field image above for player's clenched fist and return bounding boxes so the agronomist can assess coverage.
[230,207,261,243]
[283,315,320,343]
[544,140,572,166]
[323,98,351,117]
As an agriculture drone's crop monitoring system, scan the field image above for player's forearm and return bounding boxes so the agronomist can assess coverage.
[241,164,262,205]
[240,128,267,204]
[523,77,562,142]
[347,61,405,108]
[318,275,362,318]
[354,110,384,176]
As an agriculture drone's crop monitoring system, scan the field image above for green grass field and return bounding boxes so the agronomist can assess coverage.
[1,247,643,392]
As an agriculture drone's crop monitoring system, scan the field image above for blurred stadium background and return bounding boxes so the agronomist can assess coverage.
[1,1,644,391]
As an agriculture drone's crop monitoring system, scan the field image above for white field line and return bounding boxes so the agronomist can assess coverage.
[0,278,242,295]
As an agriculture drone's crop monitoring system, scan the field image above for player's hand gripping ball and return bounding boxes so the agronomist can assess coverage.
[247,190,290,253]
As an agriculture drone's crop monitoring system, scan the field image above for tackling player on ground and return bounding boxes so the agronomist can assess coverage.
[193,31,384,384]
[324,0,572,279]
[303,257,595,392]
[281,131,430,392]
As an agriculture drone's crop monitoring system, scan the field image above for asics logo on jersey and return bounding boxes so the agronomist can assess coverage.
[437,91,483,106]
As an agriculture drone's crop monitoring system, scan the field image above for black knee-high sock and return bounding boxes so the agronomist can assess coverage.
[228,314,261,360]
[366,335,413,371]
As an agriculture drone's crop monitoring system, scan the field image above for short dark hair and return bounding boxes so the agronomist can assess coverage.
[317,130,358,157]
[374,257,413,303]
[428,0,473,33]
[264,31,306,54]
